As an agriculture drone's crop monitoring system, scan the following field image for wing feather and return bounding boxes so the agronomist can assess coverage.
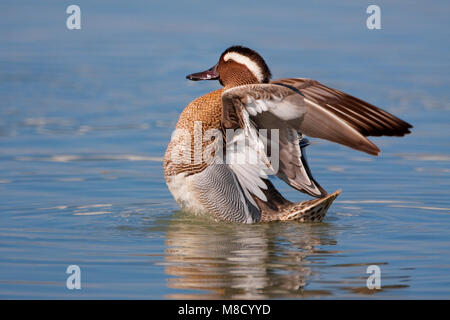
[273,78,412,137]
[221,79,412,199]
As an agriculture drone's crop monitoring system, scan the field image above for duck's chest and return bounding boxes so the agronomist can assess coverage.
[163,89,224,178]
[176,89,224,131]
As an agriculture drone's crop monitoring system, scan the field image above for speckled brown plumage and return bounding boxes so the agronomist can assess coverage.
[163,89,224,178]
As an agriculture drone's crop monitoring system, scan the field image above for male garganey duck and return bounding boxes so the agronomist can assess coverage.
[163,46,412,224]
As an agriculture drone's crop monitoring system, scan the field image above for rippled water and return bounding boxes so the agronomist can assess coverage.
[0,0,449,299]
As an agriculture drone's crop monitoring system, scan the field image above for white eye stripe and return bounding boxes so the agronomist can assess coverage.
[223,52,264,82]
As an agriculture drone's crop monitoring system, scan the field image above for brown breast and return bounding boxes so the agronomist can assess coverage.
[163,89,224,178]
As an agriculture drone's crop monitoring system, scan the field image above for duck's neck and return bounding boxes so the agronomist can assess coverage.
[223,72,260,89]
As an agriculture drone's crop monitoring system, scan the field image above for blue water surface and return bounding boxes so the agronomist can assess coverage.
[0,0,449,299]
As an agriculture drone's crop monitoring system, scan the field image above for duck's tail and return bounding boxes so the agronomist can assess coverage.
[260,189,341,222]
[281,190,341,222]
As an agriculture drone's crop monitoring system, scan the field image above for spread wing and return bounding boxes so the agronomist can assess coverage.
[272,78,412,138]
[221,80,412,199]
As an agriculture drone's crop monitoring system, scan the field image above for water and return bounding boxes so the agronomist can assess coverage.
[0,0,449,299]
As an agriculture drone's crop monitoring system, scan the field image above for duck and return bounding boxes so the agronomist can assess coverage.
[163,45,412,224]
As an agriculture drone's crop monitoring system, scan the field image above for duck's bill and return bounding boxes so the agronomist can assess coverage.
[186,64,219,81]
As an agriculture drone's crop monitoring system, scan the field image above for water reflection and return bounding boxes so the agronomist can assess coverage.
[162,211,337,299]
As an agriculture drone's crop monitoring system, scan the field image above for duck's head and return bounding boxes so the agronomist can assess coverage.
[186,45,272,88]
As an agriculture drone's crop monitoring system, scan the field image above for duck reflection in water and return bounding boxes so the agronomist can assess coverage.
[162,211,338,299]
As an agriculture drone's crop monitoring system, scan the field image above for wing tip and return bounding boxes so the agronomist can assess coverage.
[360,139,380,156]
